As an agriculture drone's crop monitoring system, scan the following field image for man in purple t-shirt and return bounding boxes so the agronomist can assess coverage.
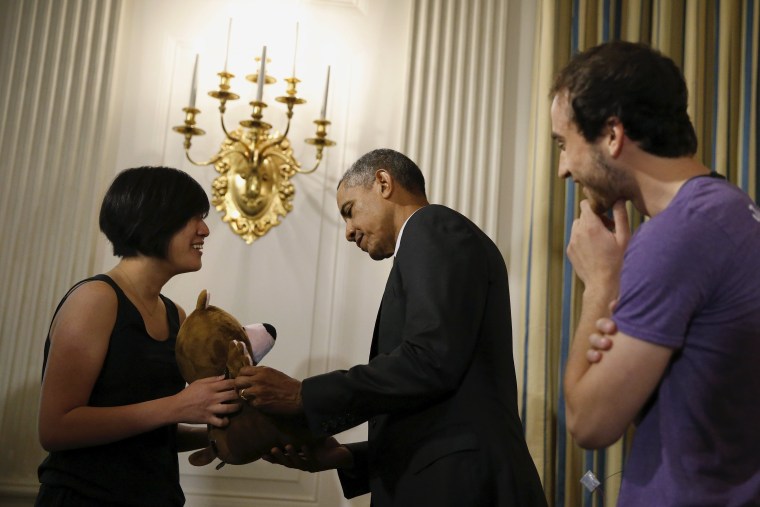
[549,40,760,506]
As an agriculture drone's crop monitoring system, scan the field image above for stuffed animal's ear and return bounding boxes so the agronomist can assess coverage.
[196,290,210,310]
[244,323,277,363]
[188,446,217,466]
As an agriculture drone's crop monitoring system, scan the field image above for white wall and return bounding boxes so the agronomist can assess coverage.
[0,0,537,505]
[106,1,411,505]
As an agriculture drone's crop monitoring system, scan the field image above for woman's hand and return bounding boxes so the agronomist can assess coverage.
[171,376,240,427]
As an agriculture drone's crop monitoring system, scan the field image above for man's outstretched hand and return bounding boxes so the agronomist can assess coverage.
[234,366,303,415]
[263,437,354,472]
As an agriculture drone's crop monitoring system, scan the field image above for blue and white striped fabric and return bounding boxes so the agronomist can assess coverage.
[520,1,759,505]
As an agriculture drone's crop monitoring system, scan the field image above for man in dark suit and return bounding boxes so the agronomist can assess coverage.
[234,149,547,506]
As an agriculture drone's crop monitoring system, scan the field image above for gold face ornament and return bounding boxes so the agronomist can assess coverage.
[211,128,297,244]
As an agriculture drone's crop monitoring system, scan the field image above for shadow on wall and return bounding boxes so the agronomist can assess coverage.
[0,381,46,506]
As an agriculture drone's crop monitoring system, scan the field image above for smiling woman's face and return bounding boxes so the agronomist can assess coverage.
[165,215,209,272]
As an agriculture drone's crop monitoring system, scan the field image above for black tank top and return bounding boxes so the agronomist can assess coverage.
[37,274,186,506]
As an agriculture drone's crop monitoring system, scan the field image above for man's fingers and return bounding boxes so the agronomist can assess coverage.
[263,445,308,469]
[236,365,261,377]
[595,317,617,335]
[589,332,611,350]
[612,200,630,243]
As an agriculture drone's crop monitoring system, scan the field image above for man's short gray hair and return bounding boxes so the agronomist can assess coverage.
[338,148,426,197]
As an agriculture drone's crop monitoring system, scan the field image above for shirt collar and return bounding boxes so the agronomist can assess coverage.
[394,206,424,258]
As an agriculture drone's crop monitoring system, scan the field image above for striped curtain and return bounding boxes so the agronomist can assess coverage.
[518,1,759,506]
[0,0,122,494]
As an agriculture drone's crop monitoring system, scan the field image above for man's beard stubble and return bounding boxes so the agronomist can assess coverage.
[583,149,630,215]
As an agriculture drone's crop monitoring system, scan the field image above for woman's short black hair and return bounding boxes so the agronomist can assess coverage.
[99,166,210,258]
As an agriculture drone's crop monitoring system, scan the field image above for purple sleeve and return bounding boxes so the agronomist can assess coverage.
[612,213,726,349]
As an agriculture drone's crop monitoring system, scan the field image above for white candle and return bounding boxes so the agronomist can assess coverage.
[189,53,199,108]
[320,65,330,119]
[256,45,267,102]
[223,18,232,72]
[291,22,299,78]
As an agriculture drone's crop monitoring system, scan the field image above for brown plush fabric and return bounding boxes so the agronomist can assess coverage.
[176,291,252,383]
[176,290,320,467]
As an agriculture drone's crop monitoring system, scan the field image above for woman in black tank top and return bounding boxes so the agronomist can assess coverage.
[35,167,240,506]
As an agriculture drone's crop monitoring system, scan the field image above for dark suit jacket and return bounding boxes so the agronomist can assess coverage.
[301,205,547,506]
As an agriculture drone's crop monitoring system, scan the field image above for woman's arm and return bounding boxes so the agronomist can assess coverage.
[176,424,209,452]
[38,282,240,452]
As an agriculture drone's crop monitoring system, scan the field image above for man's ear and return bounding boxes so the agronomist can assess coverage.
[375,169,394,198]
[606,117,625,157]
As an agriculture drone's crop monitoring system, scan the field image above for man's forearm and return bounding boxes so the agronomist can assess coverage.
[563,285,617,421]
[563,200,630,447]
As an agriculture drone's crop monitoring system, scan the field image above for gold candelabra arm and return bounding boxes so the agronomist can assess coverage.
[172,108,216,166]
[298,119,336,174]
[184,146,249,167]
[208,71,243,144]
[275,77,306,119]
[183,149,222,167]
[239,101,272,134]
[209,72,238,107]
[280,116,293,139]
[270,77,306,143]
[239,101,275,166]
[261,113,296,152]
[219,112,243,145]
[294,153,323,175]
[258,128,290,160]
[172,105,249,166]
[267,147,299,169]
[257,95,302,161]
[172,107,206,150]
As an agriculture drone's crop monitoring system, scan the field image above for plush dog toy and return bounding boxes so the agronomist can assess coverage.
[176,290,320,468]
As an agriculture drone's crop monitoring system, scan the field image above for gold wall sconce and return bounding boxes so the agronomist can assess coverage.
[173,23,335,244]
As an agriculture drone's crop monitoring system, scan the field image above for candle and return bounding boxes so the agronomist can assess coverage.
[291,22,299,78]
[320,65,330,119]
[223,18,232,72]
[189,53,199,108]
[256,45,267,102]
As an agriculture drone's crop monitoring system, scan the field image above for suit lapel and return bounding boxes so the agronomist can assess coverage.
[371,257,400,360]
[370,305,381,359]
